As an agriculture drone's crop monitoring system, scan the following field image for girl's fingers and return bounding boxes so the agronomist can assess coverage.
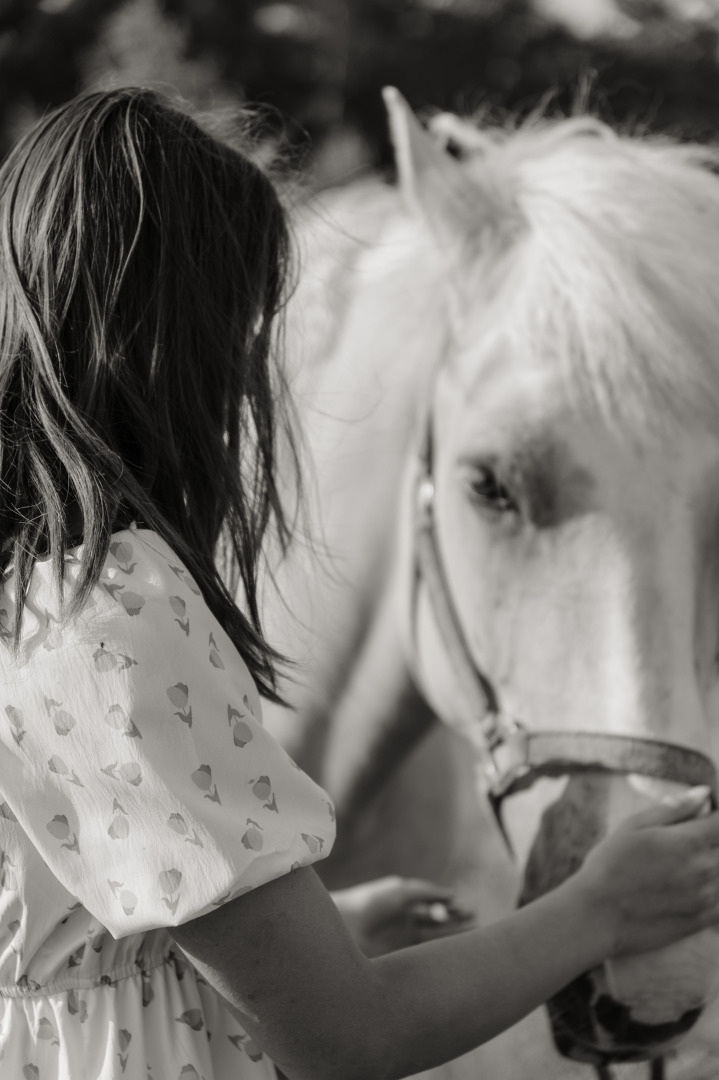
[409,900,475,926]
[397,880,475,924]
[658,858,719,918]
[627,786,713,829]
[336,875,467,926]
[369,877,475,925]
[672,896,719,936]
[365,876,456,916]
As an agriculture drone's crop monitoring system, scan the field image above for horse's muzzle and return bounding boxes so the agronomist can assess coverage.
[545,970,702,1066]
[516,773,710,1066]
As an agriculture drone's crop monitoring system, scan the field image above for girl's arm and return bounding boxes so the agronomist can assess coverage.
[171,790,719,1080]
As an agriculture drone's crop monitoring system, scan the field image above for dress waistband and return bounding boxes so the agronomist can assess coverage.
[0,949,182,999]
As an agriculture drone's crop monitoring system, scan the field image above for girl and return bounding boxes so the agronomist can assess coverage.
[0,87,718,1080]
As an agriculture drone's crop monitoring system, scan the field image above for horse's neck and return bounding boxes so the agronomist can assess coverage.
[261,183,447,746]
[286,180,398,386]
[288,180,448,410]
[288,181,447,613]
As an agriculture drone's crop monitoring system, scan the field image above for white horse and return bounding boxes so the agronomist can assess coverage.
[260,90,719,1080]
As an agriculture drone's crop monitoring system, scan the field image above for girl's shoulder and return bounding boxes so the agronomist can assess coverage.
[100,527,205,612]
[0,527,243,687]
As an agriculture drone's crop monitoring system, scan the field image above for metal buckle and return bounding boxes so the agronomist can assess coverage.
[481,716,529,796]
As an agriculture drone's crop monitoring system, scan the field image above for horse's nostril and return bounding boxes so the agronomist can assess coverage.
[594,994,702,1047]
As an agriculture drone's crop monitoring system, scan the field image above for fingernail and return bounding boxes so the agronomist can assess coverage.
[683,785,712,802]
[411,900,472,924]
[410,901,444,923]
[427,902,451,923]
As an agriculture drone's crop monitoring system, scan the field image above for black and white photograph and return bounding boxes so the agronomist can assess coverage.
[2,2,719,1079]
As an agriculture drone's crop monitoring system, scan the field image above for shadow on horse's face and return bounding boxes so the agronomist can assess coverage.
[410,335,719,1060]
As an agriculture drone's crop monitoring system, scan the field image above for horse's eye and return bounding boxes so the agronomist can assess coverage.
[466,466,517,513]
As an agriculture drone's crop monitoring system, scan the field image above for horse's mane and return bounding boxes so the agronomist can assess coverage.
[435,112,719,436]
[292,111,719,440]
[287,181,401,384]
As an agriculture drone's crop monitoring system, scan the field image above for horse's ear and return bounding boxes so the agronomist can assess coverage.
[382,86,478,247]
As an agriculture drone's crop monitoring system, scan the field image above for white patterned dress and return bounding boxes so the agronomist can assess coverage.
[0,527,336,1080]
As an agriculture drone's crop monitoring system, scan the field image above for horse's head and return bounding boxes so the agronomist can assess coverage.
[386,89,719,1066]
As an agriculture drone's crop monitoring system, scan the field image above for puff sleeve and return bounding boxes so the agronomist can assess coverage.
[0,530,336,938]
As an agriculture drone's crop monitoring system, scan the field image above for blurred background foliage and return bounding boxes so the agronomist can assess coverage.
[2,0,719,187]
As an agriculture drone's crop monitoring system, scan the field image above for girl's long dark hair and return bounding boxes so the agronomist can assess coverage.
[0,87,298,701]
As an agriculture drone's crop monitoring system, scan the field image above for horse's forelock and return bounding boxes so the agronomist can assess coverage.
[451,117,719,436]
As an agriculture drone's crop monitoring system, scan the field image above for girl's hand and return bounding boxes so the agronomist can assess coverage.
[331,875,475,957]
[572,785,719,960]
